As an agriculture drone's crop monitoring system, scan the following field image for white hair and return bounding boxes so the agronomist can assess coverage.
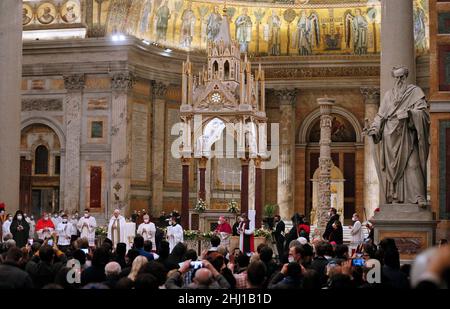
[105,261,122,276]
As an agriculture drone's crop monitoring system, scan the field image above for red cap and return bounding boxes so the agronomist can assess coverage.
[0,202,5,210]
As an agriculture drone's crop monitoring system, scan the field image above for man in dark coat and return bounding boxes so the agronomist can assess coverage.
[272,215,285,262]
[323,207,339,240]
[25,245,63,289]
[268,262,303,289]
[10,210,30,248]
[0,247,34,289]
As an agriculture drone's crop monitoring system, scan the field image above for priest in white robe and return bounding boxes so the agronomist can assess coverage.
[56,214,71,249]
[107,209,126,249]
[137,214,156,250]
[166,216,184,253]
[77,209,97,247]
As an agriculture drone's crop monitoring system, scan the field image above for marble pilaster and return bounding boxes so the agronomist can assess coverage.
[361,87,381,219]
[63,74,85,213]
[274,89,297,221]
[0,0,21,213]
[381,0,416,96]
[151,81,168,217]
[110,72,135,215]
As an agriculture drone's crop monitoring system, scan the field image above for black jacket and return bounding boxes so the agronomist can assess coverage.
[328,226,343,244]
[310,256,329,287]
[268,272,302,289]
[25,260,62,289]
[323,214,340,240]
[10,219,30,248]
[0,261,34,289]
[273,220,285,243]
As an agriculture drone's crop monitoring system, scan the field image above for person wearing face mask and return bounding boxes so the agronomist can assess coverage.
[215,216,232,250]
[24,213,35,239]
[10,210,30,248]
[322,207,340,241]
[137,214,156,250]
[51,212,61,227]
[56,214,71,251]
[237,213,254,256]
[77,209,97,247]
[0,205,6,241]
[166,216,184,253]
[107,209,126,249]
[69,211,79,237]
[35,212,55,240]
[349,213,364,255]
[272,215,286,263]
[2,213,13,239]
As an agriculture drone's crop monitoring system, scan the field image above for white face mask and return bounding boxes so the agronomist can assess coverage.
[217,221,221,225]
[288,256,295,263]
[352,217,357,222]
[84,214,89,218]
[144,219,149,224]
[8,217,12,222]
[17,215,23,220]
[44,216,49,220]
[62,219,68,223]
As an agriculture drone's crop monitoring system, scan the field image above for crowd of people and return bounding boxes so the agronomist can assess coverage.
[0,205,449,289]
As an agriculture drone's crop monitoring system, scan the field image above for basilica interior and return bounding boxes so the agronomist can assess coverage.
[1,0,449,244]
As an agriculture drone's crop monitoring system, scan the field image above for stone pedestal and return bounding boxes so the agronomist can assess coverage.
[372,204,438,262]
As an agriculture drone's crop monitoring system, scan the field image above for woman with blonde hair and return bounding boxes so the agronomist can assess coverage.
[128,255,148,281]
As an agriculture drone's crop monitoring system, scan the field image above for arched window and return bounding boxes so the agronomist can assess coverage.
[224,61,230,79]
[213,61,219,74]
[35,145,49,174]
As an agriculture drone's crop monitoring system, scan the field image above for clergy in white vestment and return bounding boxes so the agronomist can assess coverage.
[107,209,126,249]
[56,214,71,248]
[137,214,156,250]
[166,216,184,253]
[69,213,79,236]
[77,209,97,247]
[2,214,12,237]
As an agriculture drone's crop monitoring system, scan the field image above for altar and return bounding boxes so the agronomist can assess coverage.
[189,209,237,232]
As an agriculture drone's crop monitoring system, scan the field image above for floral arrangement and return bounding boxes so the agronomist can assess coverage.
[194,198,207,212]
[200,231,215,240]
[95,225,108,237]
[184,230,200,240]
[227,200,240,214]
[254,228,272,240]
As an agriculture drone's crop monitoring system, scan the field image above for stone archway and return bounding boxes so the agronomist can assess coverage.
[298,107,364,224]
[20,122,63,219]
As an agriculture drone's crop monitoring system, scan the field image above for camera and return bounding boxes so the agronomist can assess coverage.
[190,261,203,269]
[352,258,365,267]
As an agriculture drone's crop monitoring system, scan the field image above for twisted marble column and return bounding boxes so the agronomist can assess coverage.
[317,98,335,232]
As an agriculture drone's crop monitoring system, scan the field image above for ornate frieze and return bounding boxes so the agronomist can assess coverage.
[152,81,168,99]
[63,74,85,91]
[111,72,136,92]
[22,98,63,111]
[265,66,380,80]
